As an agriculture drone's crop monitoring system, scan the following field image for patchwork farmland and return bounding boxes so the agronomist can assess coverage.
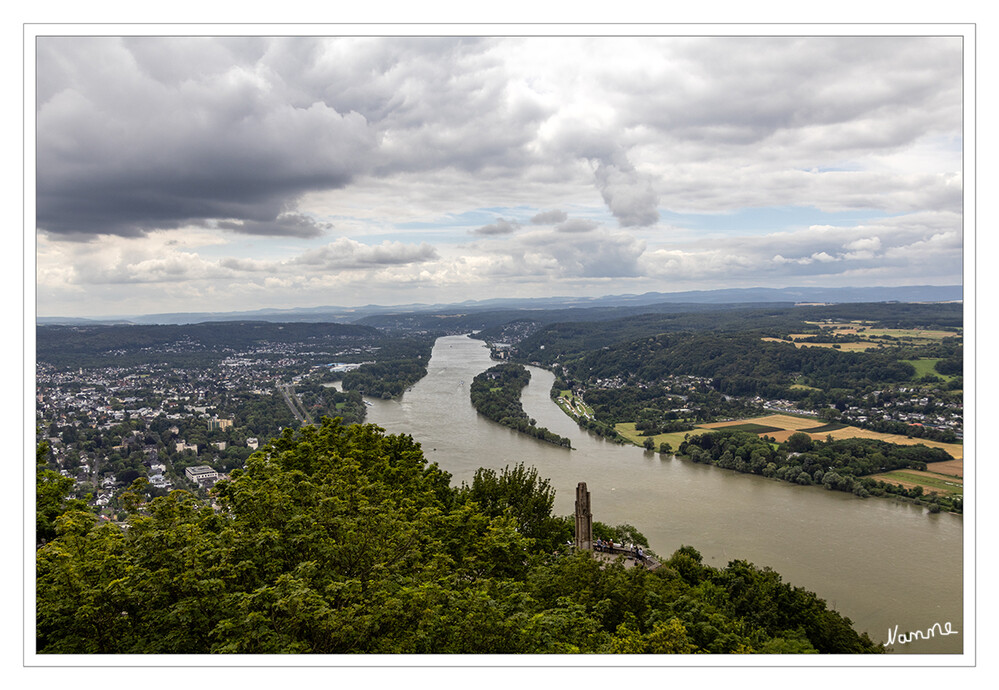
[619,412,963,496]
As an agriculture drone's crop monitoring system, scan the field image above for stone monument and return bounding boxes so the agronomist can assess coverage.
[574,482,593,551]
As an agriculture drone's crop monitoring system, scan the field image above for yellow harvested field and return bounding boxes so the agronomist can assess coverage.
[926,459,963,478]
[822,427,963,460]
[801,341,879,351]
[698,414,818,431]
[760,337,881,351]
[695,415,964,465]
[859,328,957,340]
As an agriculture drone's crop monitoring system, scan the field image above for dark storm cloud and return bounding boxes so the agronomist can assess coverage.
[36,38,377,239]
[35,36,553,241]
[216,213,332,239]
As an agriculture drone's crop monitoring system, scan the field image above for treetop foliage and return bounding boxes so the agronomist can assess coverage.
[36,420,883,654]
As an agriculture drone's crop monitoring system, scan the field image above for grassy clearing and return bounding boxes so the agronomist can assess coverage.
[870,470,963,496]
[614,423,689,450]
[790,383,821,391]
[902,358,956,382]
[715,423,784,434]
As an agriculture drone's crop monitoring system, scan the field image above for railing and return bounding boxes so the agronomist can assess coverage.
[590,541,658,568]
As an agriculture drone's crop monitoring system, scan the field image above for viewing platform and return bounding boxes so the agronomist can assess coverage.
[590,541,660,570]
[574,481,660,570]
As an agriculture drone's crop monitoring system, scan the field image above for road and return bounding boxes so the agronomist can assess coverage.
[277,383,314,425]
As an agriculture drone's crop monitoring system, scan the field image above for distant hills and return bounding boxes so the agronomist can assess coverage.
[37,284,963,326]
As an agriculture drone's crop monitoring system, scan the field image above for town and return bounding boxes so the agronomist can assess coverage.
[34,322,434,525]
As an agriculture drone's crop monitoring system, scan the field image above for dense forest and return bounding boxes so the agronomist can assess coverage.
[340,356,431,399]
[36,422,883,654]
[295,382,366,425]
[510,302,961,365]
[556,333,919,397]
[469,364,573,447]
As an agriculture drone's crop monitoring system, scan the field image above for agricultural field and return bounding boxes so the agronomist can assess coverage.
[761,336,881,351]
[699,413,819,432]
[619,409,967,499]
[821,427,963,460]
[857,327,958,342]
[869,469,963,496]
[804,320,874,331]
[614,423,689,451]
[694,413,965,495]
[764,323,963,352]
[672,412,963,461]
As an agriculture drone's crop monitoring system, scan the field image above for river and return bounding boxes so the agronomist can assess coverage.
[361,334,964,654]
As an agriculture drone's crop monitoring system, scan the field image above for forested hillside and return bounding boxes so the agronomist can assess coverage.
[558,333,919,397]
[36,420,882,654]
[512,302,962,367]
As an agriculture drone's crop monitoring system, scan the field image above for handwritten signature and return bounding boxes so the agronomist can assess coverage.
[884,621,959,646]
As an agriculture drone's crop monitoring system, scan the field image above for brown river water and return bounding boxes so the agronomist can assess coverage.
[358,334,965,654]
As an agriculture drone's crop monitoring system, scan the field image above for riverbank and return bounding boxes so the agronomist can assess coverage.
[362,334,964,653]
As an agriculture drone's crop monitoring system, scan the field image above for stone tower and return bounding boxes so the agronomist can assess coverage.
[574,482,593,550]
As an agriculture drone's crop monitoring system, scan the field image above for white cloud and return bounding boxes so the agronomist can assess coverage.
[555,219,599,233]
[471,219,521,236]
[530,209,568,225]
[34,35,965,316]
[291,238,439,269]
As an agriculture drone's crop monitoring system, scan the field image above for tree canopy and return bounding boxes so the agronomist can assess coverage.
[36,419,882,654]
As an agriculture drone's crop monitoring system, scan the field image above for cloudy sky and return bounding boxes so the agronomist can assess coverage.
[33,33,965,318]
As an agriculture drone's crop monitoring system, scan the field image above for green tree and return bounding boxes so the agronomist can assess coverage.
[786,432,814,453]
[36,441,91,547]
[36,419,884,655]
[459,462,566,551]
